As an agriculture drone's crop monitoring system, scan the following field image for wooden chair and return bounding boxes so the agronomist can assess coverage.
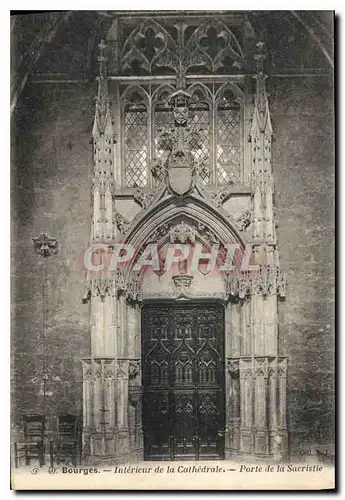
[49,415,79,467]
[13,415,45,468]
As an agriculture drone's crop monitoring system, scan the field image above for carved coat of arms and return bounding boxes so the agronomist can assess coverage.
[154,89,200,197]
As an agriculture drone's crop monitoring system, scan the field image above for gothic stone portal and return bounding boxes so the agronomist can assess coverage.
[142,303,225,461]
[82,30,288,463]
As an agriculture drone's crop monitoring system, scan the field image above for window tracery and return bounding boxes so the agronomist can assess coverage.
[119,18,246,188]
[123,88,149,187]
[121,83,243,188]
[120,18,244,76]
[188,87,211,185]
[216,87,242,185]
[153,87,174,185]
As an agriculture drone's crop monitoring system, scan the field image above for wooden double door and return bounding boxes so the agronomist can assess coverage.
[142,303,225,460]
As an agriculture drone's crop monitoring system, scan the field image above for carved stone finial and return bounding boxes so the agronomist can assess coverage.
[254,41,266,74]
[32,232,59,258]
[250,40,272,138]
[94,39,112,138]
[98,39,108,79]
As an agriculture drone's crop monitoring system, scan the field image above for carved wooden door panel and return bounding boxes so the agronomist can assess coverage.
[142,303,225,460]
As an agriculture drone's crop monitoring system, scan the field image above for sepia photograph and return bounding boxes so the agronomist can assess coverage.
[10,8,335,490]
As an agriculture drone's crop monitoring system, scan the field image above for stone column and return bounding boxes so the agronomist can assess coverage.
[268,358,279,455]
[82,39,120,463]
[226,359,240,458]
[253,358,269,455]
[226,41,288,460]
[277,358,288,455]
[239,358,254,454]
[127,303,143,459]
[115,359,130,462]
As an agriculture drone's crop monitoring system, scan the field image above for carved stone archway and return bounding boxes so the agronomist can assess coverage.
[82,36,287,463]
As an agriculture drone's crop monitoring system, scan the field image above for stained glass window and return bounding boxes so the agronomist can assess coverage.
[124,100,148,187]
[216,90,241,185]
[189,89,211,185]
[122,85,243,188]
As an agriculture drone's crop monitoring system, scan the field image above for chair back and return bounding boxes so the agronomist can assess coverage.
[58,415,77,441]
[23,415,45,442]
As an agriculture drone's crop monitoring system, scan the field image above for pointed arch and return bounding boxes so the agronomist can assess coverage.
[185,19,244,73]
[215,81,244,104]
[123,193,248,278]
[120,18,177,74]
[188,82,213,102]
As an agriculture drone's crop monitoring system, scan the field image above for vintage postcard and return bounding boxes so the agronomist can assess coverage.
[10,10,335,490]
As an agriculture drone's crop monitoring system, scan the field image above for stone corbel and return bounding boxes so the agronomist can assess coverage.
[33,232,59,257]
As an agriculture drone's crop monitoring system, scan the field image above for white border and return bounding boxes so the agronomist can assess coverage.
[3,4,339,499]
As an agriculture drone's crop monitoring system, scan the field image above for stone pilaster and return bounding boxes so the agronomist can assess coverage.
[82,358,117,461]
[223,41,288,460]
[226,356,288,459]
[91,40,116,245]
[225,359,240,458]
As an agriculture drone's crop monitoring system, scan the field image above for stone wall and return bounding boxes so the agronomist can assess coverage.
[270,74,335,452]
[11,81,95,423]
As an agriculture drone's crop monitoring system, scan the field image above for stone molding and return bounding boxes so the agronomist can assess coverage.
[225,266,286,300]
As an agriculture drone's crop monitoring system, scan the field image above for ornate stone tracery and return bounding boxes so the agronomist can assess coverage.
[82,23,288,463]
[121,80,244,189]
[120,18,244,76]
[225,266,286,301]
